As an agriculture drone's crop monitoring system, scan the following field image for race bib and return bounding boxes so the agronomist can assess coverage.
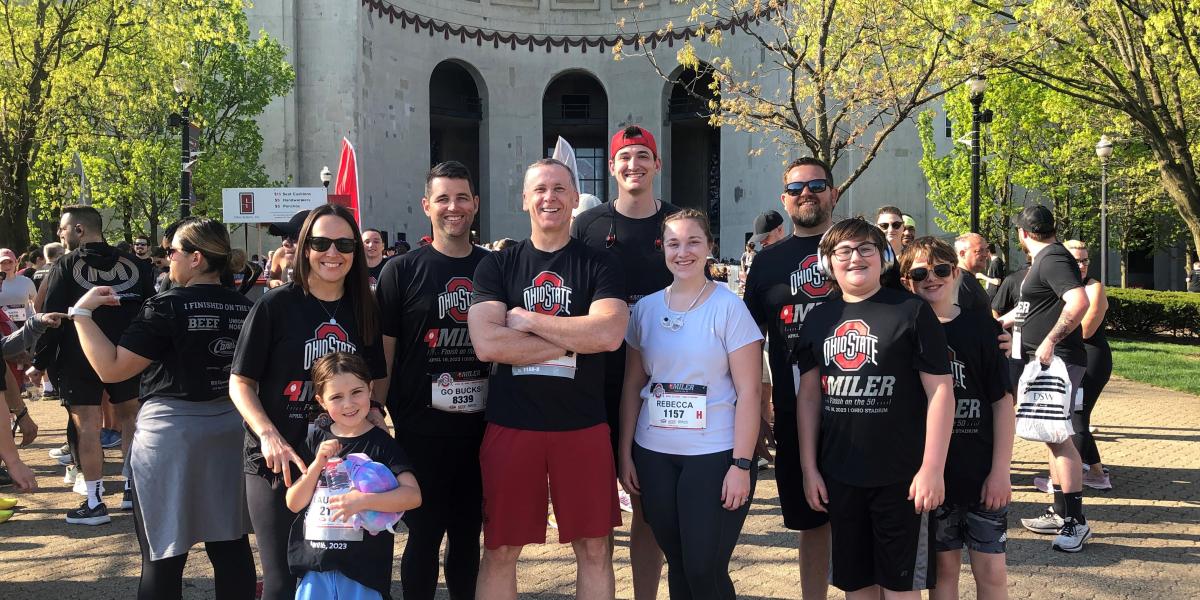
[1010,326,1023,360]
[513,352,577,379]
[303,482,363,542]
[431,372,488,413]
[3,305,27,322]
[647,383,708,429]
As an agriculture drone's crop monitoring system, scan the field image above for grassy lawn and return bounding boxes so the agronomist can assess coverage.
[1110,336,1200,395]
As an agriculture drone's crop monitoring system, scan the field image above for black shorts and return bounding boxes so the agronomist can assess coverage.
[826,477,935,592]
[933,503,1007,554]
[54,367,140,407]
[397,430,484,529]
[773,415,830,531]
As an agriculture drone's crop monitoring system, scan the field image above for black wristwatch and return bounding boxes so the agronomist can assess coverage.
[730,457,753,471]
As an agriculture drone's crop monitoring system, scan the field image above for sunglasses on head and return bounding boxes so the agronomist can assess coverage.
[308,237,357,253]
[879,221,905,231]
[784,179,829,196]
[907,263,954,282]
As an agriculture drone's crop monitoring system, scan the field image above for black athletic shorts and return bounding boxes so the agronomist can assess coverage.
[397,430,484,529]
[826,477,935,592]
[933,503,1008,554]
[54,366,140,407]
[773,415,831,531]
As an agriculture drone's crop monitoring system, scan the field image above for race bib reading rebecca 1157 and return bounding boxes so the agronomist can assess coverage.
[512,351,577,379]
[431,372,488,413]
[647,383,708,429]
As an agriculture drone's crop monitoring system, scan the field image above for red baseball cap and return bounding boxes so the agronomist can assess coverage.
[610,126,658,160]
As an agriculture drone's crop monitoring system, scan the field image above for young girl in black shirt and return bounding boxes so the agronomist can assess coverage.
[286,353,420,599]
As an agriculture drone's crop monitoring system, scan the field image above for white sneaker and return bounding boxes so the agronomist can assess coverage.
[1052,518,1092,552]
[49,444,70,458]
[618,489,634,513]
[63,464,79,485]
[72,475,106,497]
[1021,507,1065,534]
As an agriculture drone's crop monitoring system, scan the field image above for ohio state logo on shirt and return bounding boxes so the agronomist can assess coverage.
[822,320,879,372]
[789,254,831,298]
[948,348,967,390]
[303,321,357,369]
[522,271,573,315]
[438,277,473,323]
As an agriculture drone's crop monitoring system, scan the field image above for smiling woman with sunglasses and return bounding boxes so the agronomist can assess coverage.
[229,203,387,600]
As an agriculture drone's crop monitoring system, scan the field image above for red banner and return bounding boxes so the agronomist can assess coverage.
[335,137,360,224]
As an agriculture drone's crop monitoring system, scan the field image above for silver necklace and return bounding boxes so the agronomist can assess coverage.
[661,281,708,331]
[315,294,343,325]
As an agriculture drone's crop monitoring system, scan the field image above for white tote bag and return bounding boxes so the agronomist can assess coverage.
[1015,357,1075,443]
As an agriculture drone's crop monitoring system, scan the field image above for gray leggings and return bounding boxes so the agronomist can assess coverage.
[632,444,756,600]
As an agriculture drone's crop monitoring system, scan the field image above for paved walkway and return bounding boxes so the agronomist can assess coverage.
[1,376,1197,599]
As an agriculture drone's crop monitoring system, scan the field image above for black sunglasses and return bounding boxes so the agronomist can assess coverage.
[784,179,829,196]
[907,263,954,282]
[879,221,905,230]
[308,236,357,253]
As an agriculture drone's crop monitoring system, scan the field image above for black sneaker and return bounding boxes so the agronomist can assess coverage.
[0,467,12,488]
[65,500,111,525]
[121,488,133,510]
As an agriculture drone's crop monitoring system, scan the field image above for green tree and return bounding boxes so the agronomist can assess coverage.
[974,0,1200,263]
[617,0,1002,192]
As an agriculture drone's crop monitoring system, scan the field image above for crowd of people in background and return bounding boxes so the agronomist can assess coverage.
[0,123,1126,600]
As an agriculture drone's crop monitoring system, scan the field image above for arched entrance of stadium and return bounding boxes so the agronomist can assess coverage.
[542,71,609,201]
[664,65,721,250]
[430,60,486,241]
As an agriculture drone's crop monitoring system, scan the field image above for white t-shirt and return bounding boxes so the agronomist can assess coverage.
[625,284,762,456]
[0,275,37,324]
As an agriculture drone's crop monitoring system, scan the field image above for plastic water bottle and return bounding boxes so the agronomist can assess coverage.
[322,457,358,540]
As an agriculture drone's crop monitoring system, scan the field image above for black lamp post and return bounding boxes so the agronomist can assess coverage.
[170,73,195,218]
[967,74,991,234]
[1096,135,1114,286]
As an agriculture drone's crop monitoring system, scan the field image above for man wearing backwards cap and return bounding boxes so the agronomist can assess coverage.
[570,125,679,600]
[749,210,787,250]
[997,204,1094,553]
[267,209,309,288]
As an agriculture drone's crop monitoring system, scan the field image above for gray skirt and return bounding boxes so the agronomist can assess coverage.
[130,397,251,560]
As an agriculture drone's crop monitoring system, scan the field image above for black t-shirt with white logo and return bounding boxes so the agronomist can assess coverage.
[287,424,412,599]
[943,309,1011,504]
[1013,244,1086,366]
[471,238,625,431]
[377,245,489,437]
[118,285,252,402]
[231,283,387,479]
[742,234,834,414]
[794,287,951,487]
[991,266,1027,317]
[571,200,681,416]
[367,257,390,292]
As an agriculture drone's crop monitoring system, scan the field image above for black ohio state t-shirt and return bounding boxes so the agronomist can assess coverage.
[742,234,835,414]
[943,309,1011,504]
[1014,244,1086,366]
[119,285,252,402]
[377,245,489,437]
[367,257,389,291]
[231,283,387,479]
[287,424,412,598]
[471,238,625,431]
[794,287,951,487]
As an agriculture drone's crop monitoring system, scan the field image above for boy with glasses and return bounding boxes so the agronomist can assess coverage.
[795,218,955,599]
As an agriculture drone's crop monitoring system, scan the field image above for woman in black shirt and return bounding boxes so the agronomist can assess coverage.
[230,203,386,600]
[1064,240,1113,491]
[72,217,256,600]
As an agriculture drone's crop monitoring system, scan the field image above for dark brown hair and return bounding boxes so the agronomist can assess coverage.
[173,217,244,281]
[61,205,103,233]
[293,204,380,343]
[875,205,903,219]
[782,157,833,183]
[817,217,890,291]
[311,352,373,398]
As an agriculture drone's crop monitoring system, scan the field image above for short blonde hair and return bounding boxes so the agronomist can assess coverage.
[1063,240,1088,251]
